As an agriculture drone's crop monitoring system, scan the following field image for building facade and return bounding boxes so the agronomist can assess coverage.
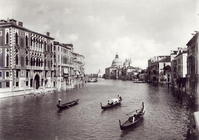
[105,54,142,80]
[105,54,122,79]
[0,19,55,92]
[0,19,85,93]
[147,56,171,85]
[186,33,199,98]
[171,48,187,92]
[72,52,85,88]
[54,42,74,91]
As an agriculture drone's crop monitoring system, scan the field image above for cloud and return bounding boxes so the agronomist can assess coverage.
[0,0,196,73]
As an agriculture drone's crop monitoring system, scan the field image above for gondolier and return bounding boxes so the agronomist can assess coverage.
[57,99,79,110]
[119,102,145,130]
[100,96,122,110]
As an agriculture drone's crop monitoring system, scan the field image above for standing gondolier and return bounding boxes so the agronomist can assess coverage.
[58,98,62,105]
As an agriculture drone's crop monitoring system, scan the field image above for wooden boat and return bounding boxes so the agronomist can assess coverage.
[133,79,146,83]
[119,102,145,130]
[100,96,122,110]
[88,78,98,82]
[57,99,79,110]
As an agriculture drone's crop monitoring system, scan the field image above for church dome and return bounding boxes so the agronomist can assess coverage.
[112,54,122,67]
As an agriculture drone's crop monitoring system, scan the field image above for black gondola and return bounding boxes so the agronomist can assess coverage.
[119,102,145,130]
[100,96,122,110]
[57,99,79,110]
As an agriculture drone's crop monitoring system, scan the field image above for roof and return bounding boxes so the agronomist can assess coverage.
[72,52,85,58]
[54,41,73,50]
[187,32,198,46]
[0,19,54,40]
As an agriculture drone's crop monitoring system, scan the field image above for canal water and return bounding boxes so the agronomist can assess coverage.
[0,79,191,140]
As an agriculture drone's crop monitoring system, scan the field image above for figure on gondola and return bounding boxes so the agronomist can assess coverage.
[118,95,122,101]
[119,102,145,130]
[58,98,62,105]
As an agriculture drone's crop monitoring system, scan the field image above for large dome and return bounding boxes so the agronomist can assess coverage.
[112,54,122,67]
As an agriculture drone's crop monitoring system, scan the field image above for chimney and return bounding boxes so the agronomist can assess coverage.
[53,41,59,45]
[0,20,7,24]
[18,21,23,27]
[46,32,50,37]
[9,19,17,25]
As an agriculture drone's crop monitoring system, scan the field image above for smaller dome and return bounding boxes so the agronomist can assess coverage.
[112,54,122,67]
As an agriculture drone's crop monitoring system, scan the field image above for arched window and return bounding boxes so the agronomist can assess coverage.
[15,32,18,45]
[25,36,28,47]
[6,32,9,44]
[36,58,39,66]
[26,56,28,65]
[16,54,18,65]
[31,57,33,66]
[41,60,43,67]
[44,59,46,67]
[30,37,32,46]
[6,54,9,67]
[34,58,37,66]
[39,58,41,66]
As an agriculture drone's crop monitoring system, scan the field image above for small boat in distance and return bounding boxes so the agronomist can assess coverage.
[119,102,145,130]
[100,95,122,110]
[57,98,79,110]
[88,78,98,82]
[133,79,146,83]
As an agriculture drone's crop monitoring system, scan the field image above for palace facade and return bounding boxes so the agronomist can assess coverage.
[0,19,85,92]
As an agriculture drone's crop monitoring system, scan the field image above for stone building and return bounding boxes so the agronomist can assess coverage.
[147,56,171,85]
[0,19,55,92]
[170,48,187,92]
[105,54,122,79]
[0,19,85,94]
[186,32,199,101]
[54,42,74,91]
[72,52,85,88]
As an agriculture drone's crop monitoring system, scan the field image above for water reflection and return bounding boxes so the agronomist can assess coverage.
[0,79,191,140]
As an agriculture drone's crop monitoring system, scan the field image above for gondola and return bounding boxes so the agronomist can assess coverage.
[57,99,79,110]
[119,102,145,130]
[100,96,122,110]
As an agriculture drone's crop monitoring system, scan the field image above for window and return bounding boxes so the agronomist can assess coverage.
[16,54,18,65]
[30,79,33,87]
[16,70,19,78]
[16,82,19,87]
[26,56,28,65]
[5,32,9,44]
[30,57,33,66]
[20,38,24,48]
[0,31,2,36]
[26,71,28,78]
[44,59,46,67]
[0,72,2,77]
[41,79,43,85]
[26,81,28,86]
[45,71,47,77]
[21,56,24,67]
[6,72,9,77]
[6,54,9,67]
[15,32,18,45]
[6,82,9,87]
[0,82,2,88]
[25,36,28,47]
[31,37,32,46]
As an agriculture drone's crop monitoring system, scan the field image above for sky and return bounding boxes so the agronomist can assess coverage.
[0,0,198,74]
